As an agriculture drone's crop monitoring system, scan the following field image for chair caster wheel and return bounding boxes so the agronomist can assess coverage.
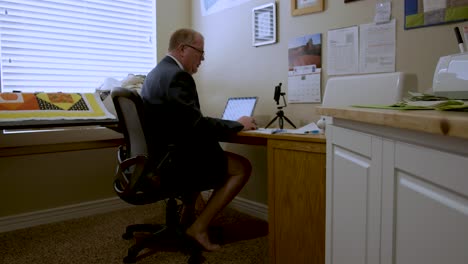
[123,255,136,263]
[188,252,204,264]
[122,232,133,240]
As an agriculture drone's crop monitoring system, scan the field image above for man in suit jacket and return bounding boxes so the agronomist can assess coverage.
[141,28,257,251]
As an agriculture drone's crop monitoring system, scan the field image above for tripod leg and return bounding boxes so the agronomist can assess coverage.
[279,117,284,129]
[265,116,278,128]
[283,115,296,128]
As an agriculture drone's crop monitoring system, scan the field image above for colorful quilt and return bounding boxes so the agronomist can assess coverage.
[0,92,116,121]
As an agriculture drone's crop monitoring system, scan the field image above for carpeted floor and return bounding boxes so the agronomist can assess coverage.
[0,202,268,264]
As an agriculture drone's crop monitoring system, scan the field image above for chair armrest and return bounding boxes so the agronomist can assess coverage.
[114,153,149,197]
[117,145,126,164]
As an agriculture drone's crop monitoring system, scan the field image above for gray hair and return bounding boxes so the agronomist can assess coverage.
[168,28,203,51]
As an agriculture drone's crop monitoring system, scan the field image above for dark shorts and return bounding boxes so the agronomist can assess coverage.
[158,148,228,192]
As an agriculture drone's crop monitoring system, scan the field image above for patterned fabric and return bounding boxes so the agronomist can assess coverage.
[0,92,115,121]
[405,0,468,29]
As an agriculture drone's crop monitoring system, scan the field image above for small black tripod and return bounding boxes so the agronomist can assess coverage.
[265,108,296,129]
[265,83,296,129]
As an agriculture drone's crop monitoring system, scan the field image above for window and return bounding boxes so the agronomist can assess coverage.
[0,0,156,93]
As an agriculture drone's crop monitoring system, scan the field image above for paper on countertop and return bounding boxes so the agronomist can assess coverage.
[247,122,322,135]
[405,100,465,107]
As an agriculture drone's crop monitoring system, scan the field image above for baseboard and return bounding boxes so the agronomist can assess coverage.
[0,194,268,233]
[0,197,133,233]
[229,196,268,222]
[202,191,268,222]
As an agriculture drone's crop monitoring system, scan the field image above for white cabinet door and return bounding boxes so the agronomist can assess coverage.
[381,141,468,264]
[326,125,382,264]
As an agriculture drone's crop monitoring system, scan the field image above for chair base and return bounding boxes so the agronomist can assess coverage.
[121,223,204,264]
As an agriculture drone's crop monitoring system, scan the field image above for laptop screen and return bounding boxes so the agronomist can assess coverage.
[221,97,258,121]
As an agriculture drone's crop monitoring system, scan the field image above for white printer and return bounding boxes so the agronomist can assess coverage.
[432,52,468,99]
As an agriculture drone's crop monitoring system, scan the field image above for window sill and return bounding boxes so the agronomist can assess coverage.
[0,126,123,157]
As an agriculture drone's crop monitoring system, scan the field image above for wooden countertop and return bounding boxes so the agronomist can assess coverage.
[317,107,468,140]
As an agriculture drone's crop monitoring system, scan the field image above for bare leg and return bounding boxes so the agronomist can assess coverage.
[186,151,252,251]
[180,192,207,227]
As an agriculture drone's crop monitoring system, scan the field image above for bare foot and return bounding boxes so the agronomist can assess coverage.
[186,226,221,251]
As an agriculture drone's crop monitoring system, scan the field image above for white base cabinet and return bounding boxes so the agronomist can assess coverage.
[326,123,468,264]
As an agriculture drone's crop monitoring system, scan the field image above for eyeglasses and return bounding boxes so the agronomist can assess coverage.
[184,44,205,58]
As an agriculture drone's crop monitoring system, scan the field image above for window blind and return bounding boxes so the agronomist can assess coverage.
[0,0,156,93]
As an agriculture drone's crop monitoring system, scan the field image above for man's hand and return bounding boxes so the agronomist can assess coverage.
[237,116,257,131]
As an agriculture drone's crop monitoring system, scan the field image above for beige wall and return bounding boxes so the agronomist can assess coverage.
[155,1,192,60]
[0,147,118,216]
[191,0,468,204]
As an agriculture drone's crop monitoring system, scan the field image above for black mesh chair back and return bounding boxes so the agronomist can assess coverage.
[111,87,161,205]
[113,87,148,160]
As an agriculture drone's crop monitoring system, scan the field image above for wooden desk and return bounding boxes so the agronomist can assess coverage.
[228,131,326,264]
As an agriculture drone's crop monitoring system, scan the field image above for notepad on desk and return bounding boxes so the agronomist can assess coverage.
[249,122,322,135]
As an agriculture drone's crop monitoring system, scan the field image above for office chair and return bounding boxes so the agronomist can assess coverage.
[111,87,202,264]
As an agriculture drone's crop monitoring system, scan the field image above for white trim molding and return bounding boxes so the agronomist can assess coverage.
[229,196,268,222]
[203,191,268,222]
[0,195,268,233]
[0,197,132,233]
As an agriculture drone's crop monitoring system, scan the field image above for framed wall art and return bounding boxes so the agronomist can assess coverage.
[252,2,277,47]
[405,0,468,30]
[291,0,324,16]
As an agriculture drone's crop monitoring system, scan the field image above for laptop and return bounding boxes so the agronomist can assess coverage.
[221,96,258,121]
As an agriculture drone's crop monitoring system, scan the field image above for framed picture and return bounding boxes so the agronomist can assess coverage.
[252,2,277,47]
[404,0,468,30]
[291,0,324,16]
